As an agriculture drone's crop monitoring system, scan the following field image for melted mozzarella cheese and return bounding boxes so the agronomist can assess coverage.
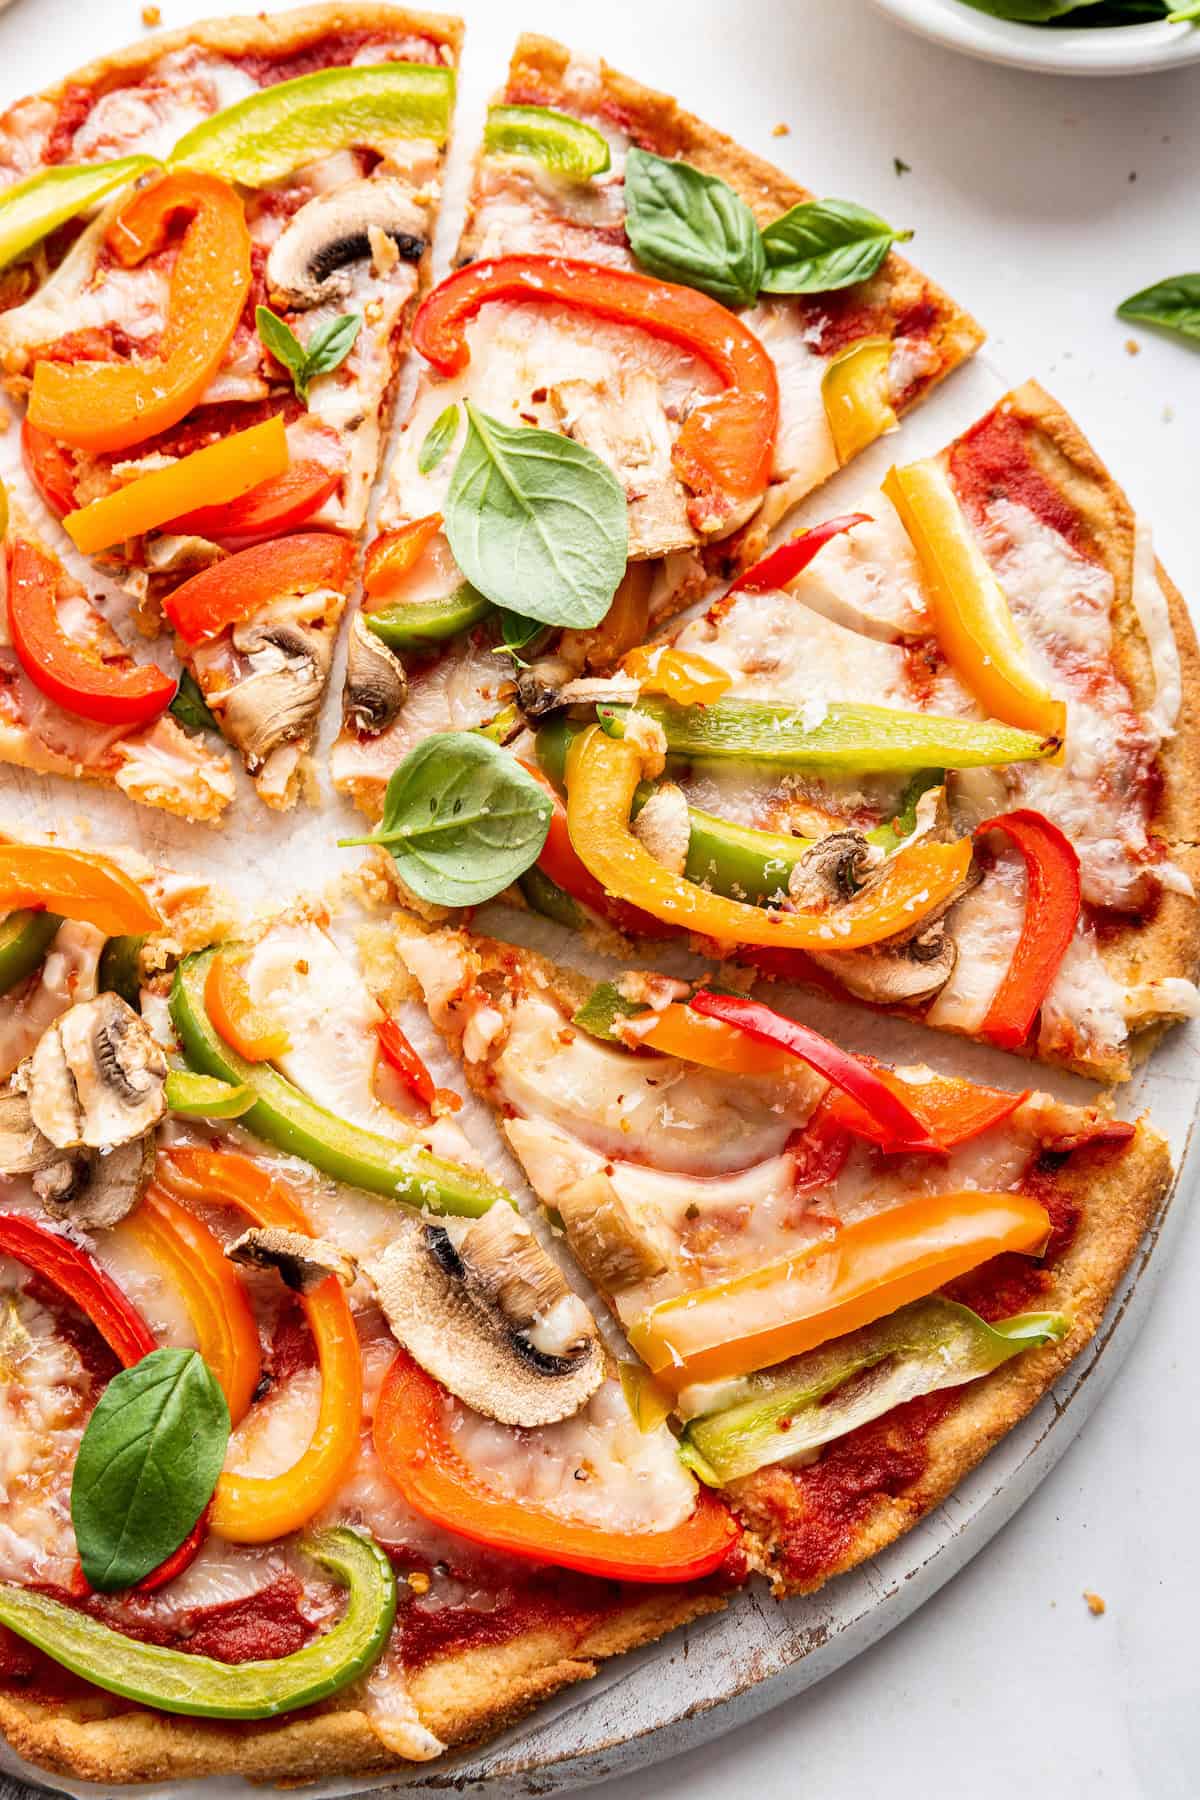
[0,1285,92,1583]
[741,301,839,503]
[1130,517,1182,745]
[1037,924,1128,1066]
[331,636,511,800]
[925,852,1025,1035]
[0,921,103,1079]
[787,498,932,641]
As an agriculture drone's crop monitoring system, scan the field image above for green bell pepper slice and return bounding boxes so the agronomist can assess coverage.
[483,104,611,178]
[597,697,1057,774]
[678,1298,1070,1485]
[165,1069,254,1120]
[170,946,509,1216]
[366,582,493,653]
[97,934,146,1007]
[0,911,61,997]
[170,63,456,187]
[518,864,585,929]
[571,980,649,1042]
[0,1527,395,1719]
[0,156,158,271]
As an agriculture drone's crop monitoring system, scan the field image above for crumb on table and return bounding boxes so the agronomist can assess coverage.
[142,4,161,24]
[771,122,789,137]
[1124,338,1140,356]
[1084,1590,1106,1616]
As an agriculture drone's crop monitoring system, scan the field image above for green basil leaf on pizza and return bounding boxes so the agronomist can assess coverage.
[761,198,912,294]
[444,401,627,629]
[256,305,361,402]
[623,147,764,306]
[418,401,460,474]
[339,731,552,906]
[70,1347,230,1593]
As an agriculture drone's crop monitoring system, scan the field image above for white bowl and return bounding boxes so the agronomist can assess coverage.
[871,0,1200,74]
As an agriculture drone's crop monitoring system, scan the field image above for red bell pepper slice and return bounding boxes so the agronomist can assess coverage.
[21,420,77,519]
[163,461,339,545]
[789,1095,853,1192]
[519,760,673,940]
[374,1348,739,1582]
[413,256,779,532]
[376,1018,436,1108]
[977,809,1081,1052]
[689,989,940,1154]
[0,1213,155,1367]
[7,538,177,726]
[363,513,443,599]
[826,1064,1029,1151]
[163,532,356,645]
[730,513,873,595]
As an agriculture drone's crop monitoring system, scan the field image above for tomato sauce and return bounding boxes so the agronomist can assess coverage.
[44,84,96,165]
[948,406,1092,558]
[235,33,443,88]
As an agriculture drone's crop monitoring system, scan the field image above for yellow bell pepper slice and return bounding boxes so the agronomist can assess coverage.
[63,415,289,555]
[565,725,973,952]
[623,645,732,706]
[883,457,1067,746]
[821,336,898,466]
[629,1189,1051,1389]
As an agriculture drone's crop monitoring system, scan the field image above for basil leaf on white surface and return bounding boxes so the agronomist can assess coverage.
[1117,273,1200,341]
[418,401,460,475]
[444,401,627,630]
[71,1347,230,1593]
[761,199,912,295]
[256,304,361,402]
[623,147,764,306]
[339,731,552,906]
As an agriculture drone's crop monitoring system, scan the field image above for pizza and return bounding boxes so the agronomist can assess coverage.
[330,31,982,815]
[0,4,461,809]
[0,9,1193,1794]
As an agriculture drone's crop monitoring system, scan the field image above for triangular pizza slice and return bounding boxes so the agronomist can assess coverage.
[331,32,981,815]
[388,916,1169,1594]
[0,4,462,809]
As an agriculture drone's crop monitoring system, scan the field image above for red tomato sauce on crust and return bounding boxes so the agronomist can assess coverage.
[948,407,1092,558]
[234,33,443,87]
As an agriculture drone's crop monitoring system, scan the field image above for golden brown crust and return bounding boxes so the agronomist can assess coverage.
[0,1592,721,1784]
[733,1118,1171,1591]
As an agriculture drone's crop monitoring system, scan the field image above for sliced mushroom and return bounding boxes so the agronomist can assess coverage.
[227,1226,356,1295]
[788,830,882,910]
[343,613,407,736]
[17,994,166,1151]
[39,1132,155,1230]
[808,920,958,1004]
[366,1207,604,1428]
[220,620,331,768]
[632,782,690,875]
[557,1170,672,1292]
[0,1089,56,1176]
[266,177,427,312]
[514,655,577,718]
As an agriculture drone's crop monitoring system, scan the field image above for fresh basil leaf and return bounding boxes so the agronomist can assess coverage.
[444,401,627,630]
[418,402,460,475]
[256,304,307,393]
[71,1347,229,1593]
[1117,273,1200,342]
[168,669,217,734]
[301,312,361,383]
[761,198,912,295]
[339,730,552,906]
[495,609,545,660]
[623,147,764,307]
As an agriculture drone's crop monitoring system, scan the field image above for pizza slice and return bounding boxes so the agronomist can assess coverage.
[387,917,1170,1595]
[0,848,736,1785]
[513,382,1200,1081]
[0,503,236,820]
[0,3,463,808]
[331,32,981,815]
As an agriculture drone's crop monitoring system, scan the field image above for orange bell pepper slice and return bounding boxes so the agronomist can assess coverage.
[7,537,176,726]
[64,415,289,556]
[520,759,672,939]
[565,725,973,951]
[623,645,732,706]
[630,1189,1051,1389]
[21,419,77,518]
[0,845,161,935]
[413,256,778,532]
[29,171,251,456]
[164,530,355,645]
[163,459,339,545]
[158,1146,362,1545]
[127,1182,261,1424]
[822,338,898,466]
[204,952,291,1062]
[374,1348,739,1582]
[826,1066,1029,1150]
[564,559,653,669]
[978,809,1081,1052]
[362,512,443,599]
[883,457,1067,746]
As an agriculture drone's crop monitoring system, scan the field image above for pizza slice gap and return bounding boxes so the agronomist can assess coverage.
[387,916,1171,1597]
[0,866,735,1786]
[518,380,1200,1082]
[0,3,464,809]
[331,31,982,818]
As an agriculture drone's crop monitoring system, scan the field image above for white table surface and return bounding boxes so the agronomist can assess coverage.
[0,1,1197,1797]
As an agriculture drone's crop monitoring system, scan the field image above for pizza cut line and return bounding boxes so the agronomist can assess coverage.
[0,5,1193,1792]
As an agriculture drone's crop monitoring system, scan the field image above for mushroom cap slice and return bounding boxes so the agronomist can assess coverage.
[266,176,427,312]
[220,620,331,768]
[343,613,407,736]
[39,1132,155,1230]
[0,1090,57,1177]
[788,830,882,910]
[808,921,958,1005]
[20,994,166,1150]
[227,1225,356,1296]
[367,1208,604,1428]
